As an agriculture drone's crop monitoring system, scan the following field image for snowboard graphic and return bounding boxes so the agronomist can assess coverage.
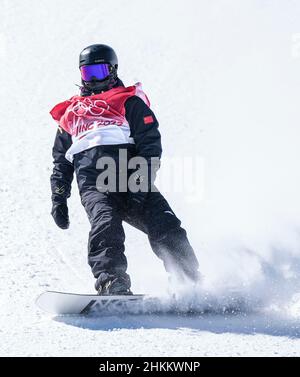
[36,290,250,316]
[36,291,150,315]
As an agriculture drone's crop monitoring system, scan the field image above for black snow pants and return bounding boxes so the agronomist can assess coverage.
[73,145,199,290]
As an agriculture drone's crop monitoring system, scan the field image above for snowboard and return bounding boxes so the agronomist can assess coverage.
[36,291,150,315]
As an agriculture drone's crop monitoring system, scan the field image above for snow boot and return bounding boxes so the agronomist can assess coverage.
[96,275,133,296]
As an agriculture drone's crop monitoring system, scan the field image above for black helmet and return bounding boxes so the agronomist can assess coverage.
[79,44,118,94]
[79,44,118,69]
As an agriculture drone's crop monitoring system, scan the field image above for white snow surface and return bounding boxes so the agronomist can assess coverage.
[1,0,300,356]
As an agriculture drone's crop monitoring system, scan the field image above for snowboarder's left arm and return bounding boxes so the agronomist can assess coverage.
[125,95,162,161]
[124,96,162,213]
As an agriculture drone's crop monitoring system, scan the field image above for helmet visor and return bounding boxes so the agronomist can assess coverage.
[80,63,110,81]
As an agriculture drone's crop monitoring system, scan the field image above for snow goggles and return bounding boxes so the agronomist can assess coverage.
[80,63,111,81]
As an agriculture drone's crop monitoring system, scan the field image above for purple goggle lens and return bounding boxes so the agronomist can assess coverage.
[80,63,110,81]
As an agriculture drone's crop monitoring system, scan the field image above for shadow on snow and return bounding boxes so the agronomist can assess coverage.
[53,311,300,338]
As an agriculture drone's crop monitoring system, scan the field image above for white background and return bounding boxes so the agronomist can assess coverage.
[1,0,300,356]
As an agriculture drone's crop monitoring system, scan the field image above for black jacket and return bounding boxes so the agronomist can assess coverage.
[50,81,162,204]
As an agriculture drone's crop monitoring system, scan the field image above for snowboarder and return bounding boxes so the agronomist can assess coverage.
[50,44,200,295]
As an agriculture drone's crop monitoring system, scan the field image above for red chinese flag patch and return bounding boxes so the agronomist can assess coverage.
[143,115,154,124]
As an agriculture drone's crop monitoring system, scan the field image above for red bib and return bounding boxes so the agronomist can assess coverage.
[50,82,150,136]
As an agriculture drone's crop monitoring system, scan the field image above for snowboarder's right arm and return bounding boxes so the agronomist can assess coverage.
[50,128,74,229]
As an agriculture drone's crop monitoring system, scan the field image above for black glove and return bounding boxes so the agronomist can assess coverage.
[127,158,160,219]
[51,202,70,229]
[127,191,148,219]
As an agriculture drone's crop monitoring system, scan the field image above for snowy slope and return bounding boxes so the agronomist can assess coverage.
[1,0,300,356]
